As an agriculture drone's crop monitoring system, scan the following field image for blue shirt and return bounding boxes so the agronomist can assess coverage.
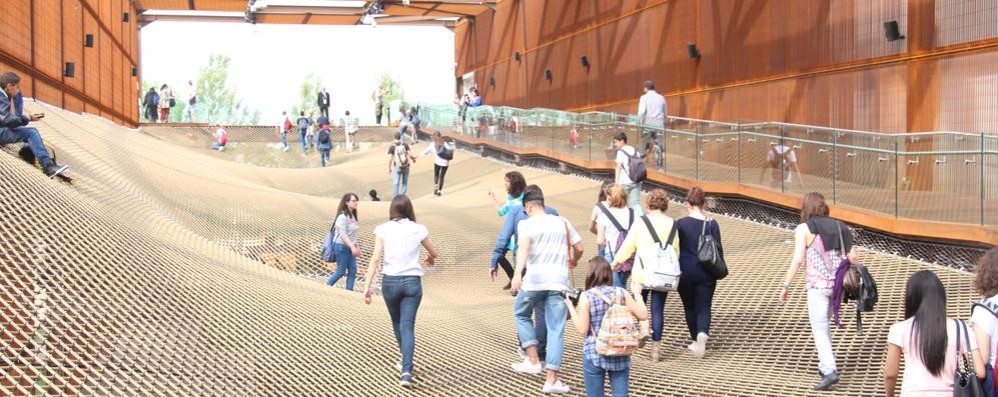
[489,204,558,269]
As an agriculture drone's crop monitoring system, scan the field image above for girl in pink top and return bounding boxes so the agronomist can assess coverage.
[884,270,985,396]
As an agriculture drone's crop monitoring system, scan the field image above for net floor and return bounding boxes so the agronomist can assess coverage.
[0,104,981,396]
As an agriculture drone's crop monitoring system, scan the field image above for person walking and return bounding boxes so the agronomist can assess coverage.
[316,117,333,167]
[489,171,527,218]
[565,256,648,397]
[158,84,173,123]
[362,195,438,388]
[610,189,678,362]
[142,87,159,122]
[418,131,452,196]
[186,80,198,122]
[277,111,290,152]
[613,132,643,217]
[675,187,724,359]
[595,185,635,289]
[588,181,614,255]
[296,111,312,154]
[317,87,330,119]
[374,85,386,125]
[884,270,986,396]
[972,248,998,396]
[326,193,362,290]
[510,185,584,395]
[388,132,416,197]
[779,192,859,391]
[637,80,666,171]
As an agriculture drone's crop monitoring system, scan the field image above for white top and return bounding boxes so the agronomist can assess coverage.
[971,296,998,366]
[767,145,798,163]
[888,317,976,396]
[340,117,359,134]
[279,115,289,132]
[637,89,667,126]
[419,142,451,167]
[333,213,360,245]
[595,205,633,253]
[590,201,608,222]
[615,145,639,185]
[516,214,582,291]
[374,219,429,277]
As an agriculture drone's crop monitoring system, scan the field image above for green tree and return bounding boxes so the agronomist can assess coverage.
[193,53,261,125]
[290,74,323,121]
[377,72,405,120]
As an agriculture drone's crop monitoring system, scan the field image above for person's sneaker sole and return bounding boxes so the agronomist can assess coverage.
[47,165,69,178]
[694,333,708,359]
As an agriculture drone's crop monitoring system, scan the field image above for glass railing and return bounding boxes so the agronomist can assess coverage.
[420,104,998,226]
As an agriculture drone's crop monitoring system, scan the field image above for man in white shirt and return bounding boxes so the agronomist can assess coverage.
[186,80,197,122]
[510,185,584,395]
[637,80,666,171]
[613,132,644,216]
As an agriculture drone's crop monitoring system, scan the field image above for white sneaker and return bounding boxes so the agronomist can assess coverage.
[283,146,289,152]
[688,342,696,352]
[511,358,542,375]
[693,332,709,359]
[218,146,224,151]
[542,380,571,394]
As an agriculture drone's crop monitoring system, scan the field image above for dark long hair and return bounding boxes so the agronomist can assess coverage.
[800,192,830,223]
[904,270,948,377]
[506,171,526,198]
[597,180,612,203]
[585,256,614,290]
[389,194,416,222]
[336,193,358,221]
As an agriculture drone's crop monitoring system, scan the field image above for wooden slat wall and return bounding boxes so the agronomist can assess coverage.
[0,0,139,127]
[455,0,998,134]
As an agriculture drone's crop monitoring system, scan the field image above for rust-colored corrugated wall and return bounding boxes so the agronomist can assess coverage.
[0,0,139,127]
[456,0,998,134]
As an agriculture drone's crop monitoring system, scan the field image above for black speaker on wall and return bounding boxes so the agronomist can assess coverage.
[514,52,521,62]
[687,43,701,59]
[84,34,94,48]
[131,67,137,77]
[488,76,495,87]
[64,62,75,78]
[884,20,905,41]
[544,69,552,80]
[123,12,129,22]
[580,55,589,68]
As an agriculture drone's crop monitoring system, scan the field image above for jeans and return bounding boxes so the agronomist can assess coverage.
[280,132,288,148]
[640,289,669,341]
[582,355,629,397]
[807,288,836,375]
[0,127,53,167]
[299,129,308,153]
[325,243,357,290]
[514,290,565,371]
[392,166,410,197]
[381,275,423,374]
[623,183,643,217]
[612,271,630,289]
[677,281,716,340]
[319,150,330,167]
[211,142,225,150]
[433,164,449,193]
[643,128,664,170]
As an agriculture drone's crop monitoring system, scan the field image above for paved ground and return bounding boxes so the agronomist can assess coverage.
[0,103,981,396]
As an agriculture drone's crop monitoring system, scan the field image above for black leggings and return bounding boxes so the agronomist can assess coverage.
[433,164,449,192]
[497,255,527,281]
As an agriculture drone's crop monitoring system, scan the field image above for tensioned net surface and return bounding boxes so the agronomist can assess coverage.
[0,103,980,396]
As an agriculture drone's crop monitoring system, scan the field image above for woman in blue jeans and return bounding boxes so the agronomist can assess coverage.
[362,195,438,388]
[565,256,648,397]
[326,193,362,290]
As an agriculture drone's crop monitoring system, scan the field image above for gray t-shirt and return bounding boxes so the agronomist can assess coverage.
[334,213,360,245]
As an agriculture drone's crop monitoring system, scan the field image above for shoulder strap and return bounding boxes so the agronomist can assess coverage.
[641,216,659,243]
[597,203,626,232]
[665,222,679,247]
[972,301,998,319]
[700,218,708,237]
[593,289,613,305]
[837,221,847,254]
[563,219,573,267]
[954,319,962,356]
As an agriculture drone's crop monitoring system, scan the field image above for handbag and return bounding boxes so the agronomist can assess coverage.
[696,219,727,279]
[320,224,338,263]
[955,319,985,397]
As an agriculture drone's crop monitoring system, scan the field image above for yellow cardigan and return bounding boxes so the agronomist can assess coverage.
[611,213,680,284]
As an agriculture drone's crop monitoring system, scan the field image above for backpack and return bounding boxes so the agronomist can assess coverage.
[283,118,292,132]
[320,224,337,263]
[317,128,331,145]
[847,264,878,333]
[298,117,309,130]
[597,204,634,272]
[592,288,640,357]
[618,147,647,183]
[437,141,454,160]
[393,143,410,167]
[636,216,680,292]
[769,146,788,169]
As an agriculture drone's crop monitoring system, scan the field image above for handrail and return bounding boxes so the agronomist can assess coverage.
[421,102,997,231]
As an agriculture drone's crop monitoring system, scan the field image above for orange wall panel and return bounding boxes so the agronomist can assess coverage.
[83,12,100,99]
[63,0,84,92]
[33,0,63,82]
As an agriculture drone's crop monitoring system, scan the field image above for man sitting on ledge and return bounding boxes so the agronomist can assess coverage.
[0,72,68,177]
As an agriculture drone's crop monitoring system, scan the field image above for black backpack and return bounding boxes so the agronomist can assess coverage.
[850,264,878,334]
[437,142,454,160]
[618,147,647,183]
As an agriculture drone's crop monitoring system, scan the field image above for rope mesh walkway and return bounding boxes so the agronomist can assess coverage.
[0,103,981,396]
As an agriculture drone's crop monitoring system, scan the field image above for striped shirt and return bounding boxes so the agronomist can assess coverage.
[517,214,582,291]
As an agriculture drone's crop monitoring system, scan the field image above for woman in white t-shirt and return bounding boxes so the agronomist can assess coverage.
[325,193,361,290]
[418,131,452,197]
[972,248,998,394]
[595,185,635,289]
[588,181,613,253]
[884,270,985,396]
[362,195,438,388]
